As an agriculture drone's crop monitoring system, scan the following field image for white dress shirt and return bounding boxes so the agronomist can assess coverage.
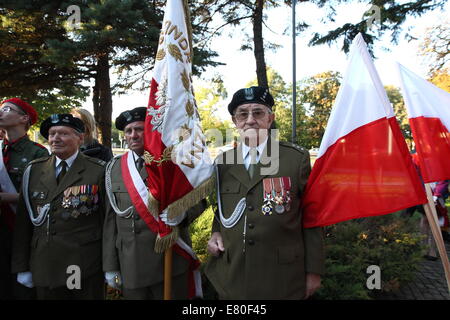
[242,137,268,170]
[55,150,79,177]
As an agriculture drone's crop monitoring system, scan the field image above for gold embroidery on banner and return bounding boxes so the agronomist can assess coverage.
[168,43,183,62]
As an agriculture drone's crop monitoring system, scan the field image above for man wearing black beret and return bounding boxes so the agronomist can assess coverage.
[103,107,206,299]
[11,114,107,300]
[204,86,325,299]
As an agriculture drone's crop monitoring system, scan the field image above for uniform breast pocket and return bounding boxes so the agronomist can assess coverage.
[220,182,240,194]
[111,183,130,211]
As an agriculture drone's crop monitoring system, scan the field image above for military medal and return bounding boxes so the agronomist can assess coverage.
[273,178,285,214]
[281,177,292,212]
[61,211,71,220]
[80,205,88,214]
[71,185,80,207]
[262,178,274,215]
[80,184,88,203]
[71,209,80,218]
[62,188,72,209]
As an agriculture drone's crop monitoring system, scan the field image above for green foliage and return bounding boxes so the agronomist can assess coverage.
[190,205,214,263]
[315,213,425,300]
[195,78,233,147]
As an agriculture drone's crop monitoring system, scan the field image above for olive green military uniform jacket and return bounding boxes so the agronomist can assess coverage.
[11,153,106,289]
[204,141,325,300]
[103,154,206,291]
[2,135,49,191]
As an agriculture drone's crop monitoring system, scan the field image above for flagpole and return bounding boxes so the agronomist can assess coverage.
[291,0,297,144]
[423,183,450,292]
[164,246,173,300]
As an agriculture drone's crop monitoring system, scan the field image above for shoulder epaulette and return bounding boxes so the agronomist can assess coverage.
[27,156,51,166]
[32,142,47,150]
[85,156,106,167]
[279,141,308,154]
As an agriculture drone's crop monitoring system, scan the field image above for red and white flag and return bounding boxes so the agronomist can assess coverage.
[302,33,427,228]
[397,64,450,183]
[141,0,214,298]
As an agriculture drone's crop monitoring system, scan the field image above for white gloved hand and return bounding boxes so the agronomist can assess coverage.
[105,271,122,290]
[160,210,186,226]
[17,272,34,288]
[433,195,438,203]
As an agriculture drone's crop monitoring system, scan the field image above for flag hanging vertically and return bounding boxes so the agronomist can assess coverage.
[397,64,450,183]
[302,33,427,228]
[141,0,214,298]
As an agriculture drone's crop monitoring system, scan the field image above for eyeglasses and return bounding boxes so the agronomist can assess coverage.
[0,106,26,115]
[234,109,271,122]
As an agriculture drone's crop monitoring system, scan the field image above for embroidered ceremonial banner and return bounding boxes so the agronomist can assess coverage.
[302,34,427,228]
[120,152,202,297]
[143,0,213,250]
[397,63,450,183]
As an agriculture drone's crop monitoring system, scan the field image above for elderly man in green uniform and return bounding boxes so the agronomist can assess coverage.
[204,86,325,300]
[0,98,48,300]
[103,107,205,299]
[11,114,106,300]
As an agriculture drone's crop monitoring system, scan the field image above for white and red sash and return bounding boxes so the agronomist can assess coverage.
[120,151,202,298]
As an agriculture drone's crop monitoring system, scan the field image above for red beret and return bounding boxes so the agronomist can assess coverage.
[1,98,38,125]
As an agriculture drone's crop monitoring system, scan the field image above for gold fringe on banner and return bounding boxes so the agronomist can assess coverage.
[154,226,179,253]
[167,174,215,220]
[147,192,160,220]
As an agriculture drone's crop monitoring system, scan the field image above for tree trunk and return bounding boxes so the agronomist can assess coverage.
[94,53,112,148]
[92,74,100,134]
[253,0,268,88]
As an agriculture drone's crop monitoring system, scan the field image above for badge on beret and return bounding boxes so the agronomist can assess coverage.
[124,111,132,122]
[244,88,254,100]
[51,114,59,123]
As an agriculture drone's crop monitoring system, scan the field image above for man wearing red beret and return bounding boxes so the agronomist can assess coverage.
[0,98,48,300]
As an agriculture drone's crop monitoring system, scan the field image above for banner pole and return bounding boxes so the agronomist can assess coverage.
[164,246,173,300]
[423,183,450,293]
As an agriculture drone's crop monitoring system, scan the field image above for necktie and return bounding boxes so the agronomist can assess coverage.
[136,157,144,172]
[57,161,67,184]
[248,148,258,179]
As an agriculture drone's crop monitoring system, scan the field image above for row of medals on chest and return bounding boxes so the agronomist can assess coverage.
[262,177,292,215]
[60,185,99,219]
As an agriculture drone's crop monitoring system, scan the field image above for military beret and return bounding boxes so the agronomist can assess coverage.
[40,114,85,140]
[115,107,147,131]
[228,86,274,115]
[1,98,38,125]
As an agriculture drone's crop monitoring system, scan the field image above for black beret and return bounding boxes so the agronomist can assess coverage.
[228,86,274,114]
[115,107,147,131]
[40,114,85,140]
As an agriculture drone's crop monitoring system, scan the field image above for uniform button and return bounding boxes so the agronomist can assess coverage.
[248,239,255,245]
[248,223,254,229]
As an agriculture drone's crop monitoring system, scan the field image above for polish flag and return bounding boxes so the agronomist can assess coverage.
[302,34,427,228]
[397,64,450,183]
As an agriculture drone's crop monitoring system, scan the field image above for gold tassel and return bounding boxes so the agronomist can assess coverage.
[154,226,179,253]
[167,175,215,220]
[147,191,160,219]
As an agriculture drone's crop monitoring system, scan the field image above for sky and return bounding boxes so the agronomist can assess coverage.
[81,1,449,121]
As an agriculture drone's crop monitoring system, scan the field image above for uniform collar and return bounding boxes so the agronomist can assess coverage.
[55,150,79,168]
[241,137,268,160]
[3,134,29,150]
